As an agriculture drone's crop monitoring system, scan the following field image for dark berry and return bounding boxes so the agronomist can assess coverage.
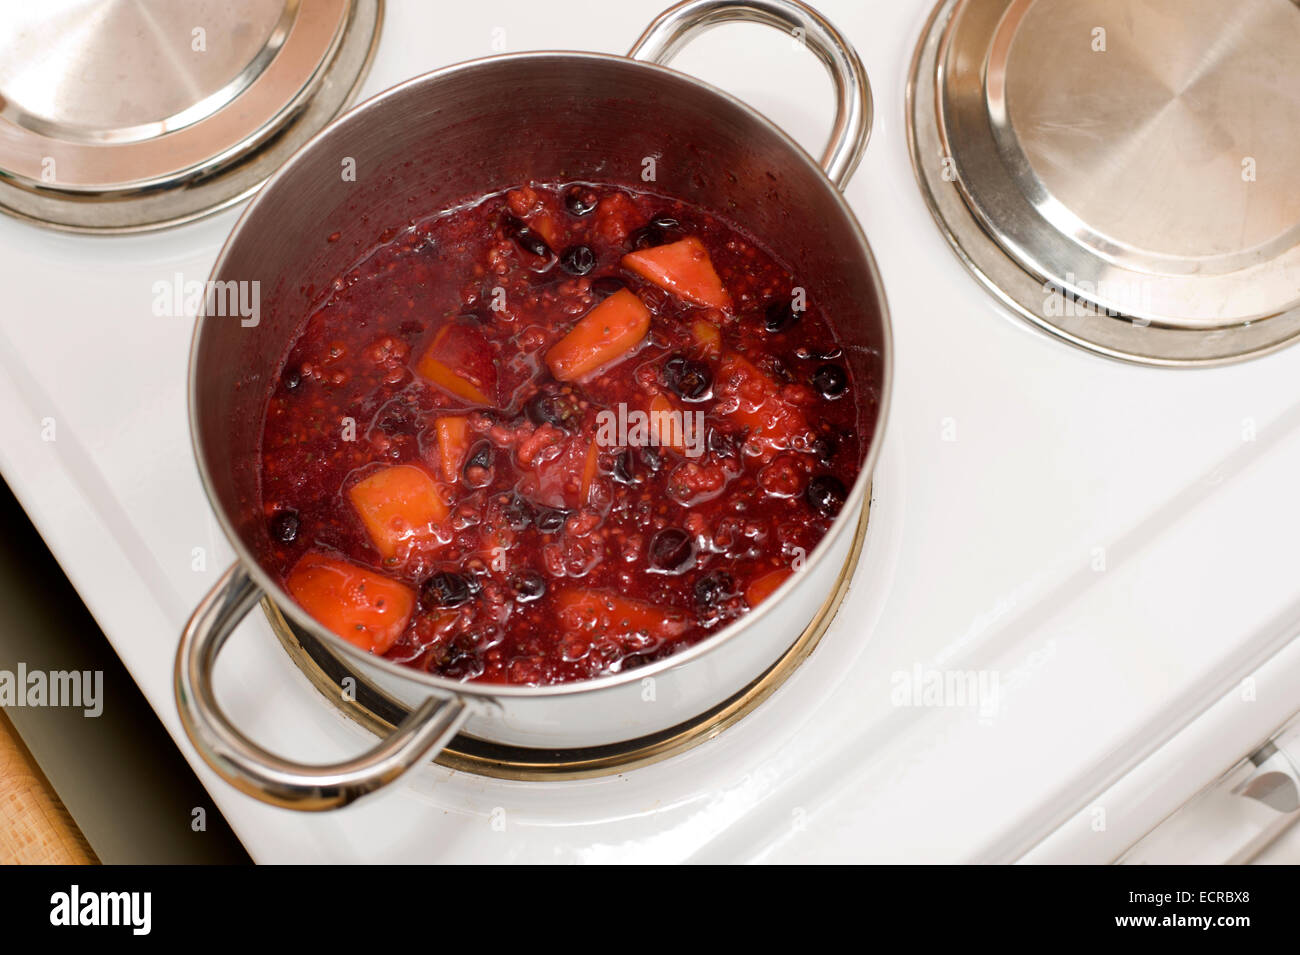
[629,216,683,250]
[437,639,484,680]
[503,214,551,258]
[525,391,577,429]
[765,299,800,333]
[560,245,596,276]
[629,226,660,250]
[707,426,740,458]
[420,572,472,609]
[563,186,598,216]
[662,355,712,402]
[283,369,301,391]
[806,475,847,516]
[694,571,734,607]
[811,433,838,463]
[612,450,639,485]
[536,507,568,533]
[648,528,696,574]
[269,509,299,543]
[464,440,493,474]
[811,364,848,399]
[512,570,547,603]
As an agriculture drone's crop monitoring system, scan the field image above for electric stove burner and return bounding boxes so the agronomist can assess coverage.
[260,497,870,781]
[0,0,382,232]
[908,0,1300,364]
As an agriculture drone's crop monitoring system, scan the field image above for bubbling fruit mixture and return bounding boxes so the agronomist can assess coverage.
[258,182,869,685]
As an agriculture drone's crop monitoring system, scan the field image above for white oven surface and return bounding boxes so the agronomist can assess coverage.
[0,0,1297,862]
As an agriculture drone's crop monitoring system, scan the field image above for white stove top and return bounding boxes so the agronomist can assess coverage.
[1,0,1298,863]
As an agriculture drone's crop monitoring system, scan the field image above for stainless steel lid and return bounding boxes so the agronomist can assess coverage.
[0,0,382,232]
[908,0,1300,365]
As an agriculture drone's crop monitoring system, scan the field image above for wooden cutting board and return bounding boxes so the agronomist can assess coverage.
[0,710,96,864]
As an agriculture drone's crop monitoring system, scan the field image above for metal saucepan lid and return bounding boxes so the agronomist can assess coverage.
[0,0,382,232]
[908,0,1300,365]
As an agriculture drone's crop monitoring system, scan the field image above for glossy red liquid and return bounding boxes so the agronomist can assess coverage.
[259,182,870,685]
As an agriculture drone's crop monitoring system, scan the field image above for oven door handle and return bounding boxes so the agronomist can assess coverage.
[175,563,468,810]
[629,0,873,190]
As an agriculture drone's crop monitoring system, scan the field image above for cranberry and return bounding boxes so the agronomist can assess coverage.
[811,433,838,463]
[563,185,598,216]
[806,475,847,516]
[560,245,597,276]
[526,391,577,430]
[464,441,493,473]
[811,364,848,399]
[693,571,734,608]
[707,426,740,458]
[503,215,551,258]
[648,528,696,574]
[536,508,568,534]
[628,216,682,250]
[662,355,712,402]
[512,570,547,603]
[765,299,800,333]
[612,450,639,485]
[269,509,299,543]
[420,572,473,608]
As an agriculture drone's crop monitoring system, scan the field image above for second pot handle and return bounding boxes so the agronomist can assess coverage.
[629,0,873,191]
[175,562,468,810]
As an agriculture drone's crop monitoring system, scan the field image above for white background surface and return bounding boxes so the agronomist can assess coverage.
[0,0,1297,862]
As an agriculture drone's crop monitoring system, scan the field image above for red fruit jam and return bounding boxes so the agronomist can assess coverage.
[259,182,870,685]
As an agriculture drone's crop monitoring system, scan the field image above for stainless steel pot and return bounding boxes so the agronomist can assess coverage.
[177,0,892,810]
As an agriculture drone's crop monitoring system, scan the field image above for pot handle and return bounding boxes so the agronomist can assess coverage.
[175,563,468,810]
[629,0,872,190]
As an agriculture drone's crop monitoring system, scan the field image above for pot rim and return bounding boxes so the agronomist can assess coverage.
[188,48,894,700]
